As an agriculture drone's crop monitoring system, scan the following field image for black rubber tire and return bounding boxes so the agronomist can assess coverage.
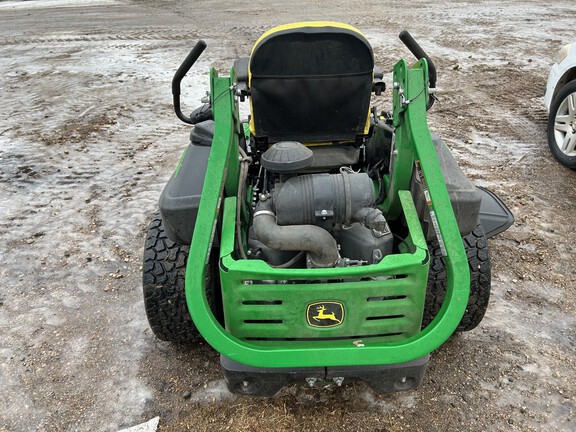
[142,212,215,342]
[422,224,491,332]
[547,79,576,169]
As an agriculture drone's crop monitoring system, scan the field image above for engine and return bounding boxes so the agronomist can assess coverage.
[246,141,394,268]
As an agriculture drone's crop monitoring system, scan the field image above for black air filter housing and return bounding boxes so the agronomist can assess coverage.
[261,141,314,173]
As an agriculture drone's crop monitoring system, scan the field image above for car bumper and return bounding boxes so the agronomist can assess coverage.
[544,62,564,111]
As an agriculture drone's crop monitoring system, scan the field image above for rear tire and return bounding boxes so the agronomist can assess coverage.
[422,224,491,332]
[142,212,215,342]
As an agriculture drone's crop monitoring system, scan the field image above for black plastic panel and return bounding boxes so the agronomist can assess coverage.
[411,136,482,240]
[477,186,514,238]
[158,142,211,245]
[220,354,429,397]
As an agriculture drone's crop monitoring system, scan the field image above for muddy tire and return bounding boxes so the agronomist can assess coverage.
[422,224,491,332]
[142,212,215,342]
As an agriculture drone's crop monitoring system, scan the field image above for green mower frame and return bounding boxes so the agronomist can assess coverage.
[143,23,513,396]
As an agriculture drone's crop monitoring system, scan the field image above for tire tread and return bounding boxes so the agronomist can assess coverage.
[142,213,200,342]
[422,224,491,332]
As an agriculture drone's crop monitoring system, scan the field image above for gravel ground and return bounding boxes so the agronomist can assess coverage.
[0,0,575,431]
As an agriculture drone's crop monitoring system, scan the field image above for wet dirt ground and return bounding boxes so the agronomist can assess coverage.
[0,0,575,431]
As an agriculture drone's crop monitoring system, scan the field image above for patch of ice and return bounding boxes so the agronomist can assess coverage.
[0,0,121,10]
[189,379,235,403]
[119,416,159,432]
[360,390,418,410]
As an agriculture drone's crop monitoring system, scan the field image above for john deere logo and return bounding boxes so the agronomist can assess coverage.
[307,302,344,328]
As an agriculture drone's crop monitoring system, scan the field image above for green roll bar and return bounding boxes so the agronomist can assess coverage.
[185,60,470,368]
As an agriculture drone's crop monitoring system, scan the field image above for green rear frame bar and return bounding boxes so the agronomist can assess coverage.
[185,59,470,368]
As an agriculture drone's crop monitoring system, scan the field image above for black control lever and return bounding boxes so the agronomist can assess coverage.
[172,40,207,124]
[399,30,436,109]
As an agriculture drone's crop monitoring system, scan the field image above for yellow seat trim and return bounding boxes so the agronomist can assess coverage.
[250,21,367,57]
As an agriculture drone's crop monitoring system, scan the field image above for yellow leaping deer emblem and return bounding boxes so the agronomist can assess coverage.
[313,305,342,324]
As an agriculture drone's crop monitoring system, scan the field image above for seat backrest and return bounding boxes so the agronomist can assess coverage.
[248,22,374,144]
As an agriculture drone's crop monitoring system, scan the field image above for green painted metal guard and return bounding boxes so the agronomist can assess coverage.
[219,193,428,348]
[185,61,470,368]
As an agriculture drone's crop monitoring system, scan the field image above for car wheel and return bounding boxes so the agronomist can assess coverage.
[422,224,491,332]
[547,79,576,169]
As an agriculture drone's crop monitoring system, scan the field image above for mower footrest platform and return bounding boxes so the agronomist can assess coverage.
[221,354,429,396]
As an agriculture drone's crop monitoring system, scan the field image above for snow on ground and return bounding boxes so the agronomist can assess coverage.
[0,0,575,431]
[0,0,121,10]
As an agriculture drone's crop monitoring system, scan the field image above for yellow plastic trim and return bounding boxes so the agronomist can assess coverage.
[250,21,366,57]
[362,112,371,135]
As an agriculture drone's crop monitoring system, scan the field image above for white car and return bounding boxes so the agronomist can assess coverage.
[544,43,576,169]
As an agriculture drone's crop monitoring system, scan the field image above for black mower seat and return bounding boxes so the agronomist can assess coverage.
[248,22,374,145]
